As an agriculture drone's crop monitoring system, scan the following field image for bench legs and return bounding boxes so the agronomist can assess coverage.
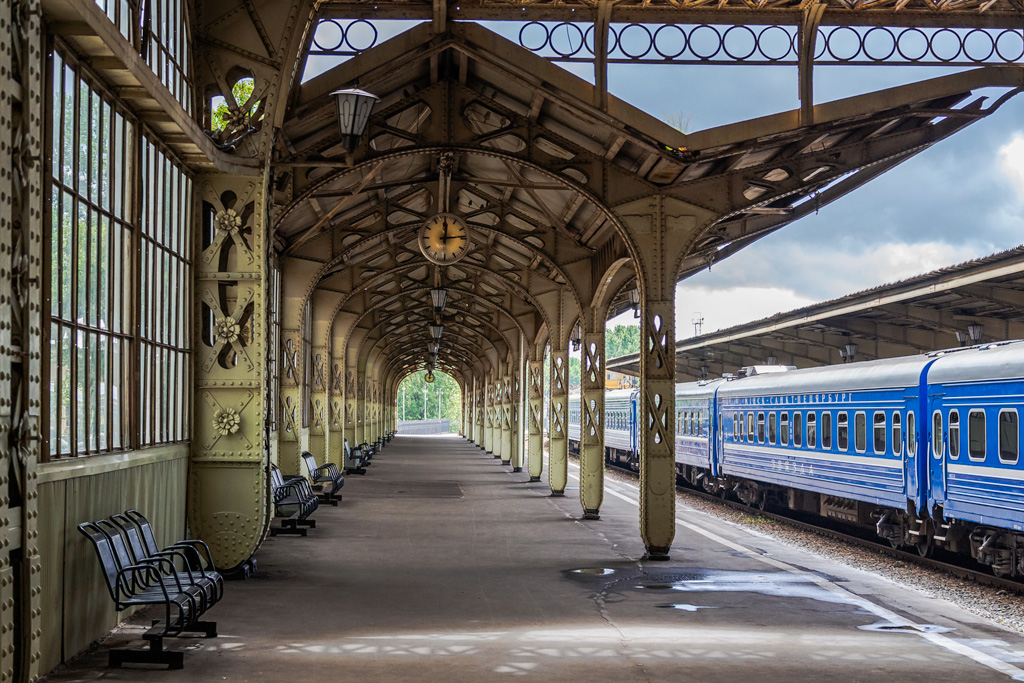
[109,620,217,670]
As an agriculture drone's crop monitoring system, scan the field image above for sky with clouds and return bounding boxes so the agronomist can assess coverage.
[306,20,1024,341]
[600,62,1024,336]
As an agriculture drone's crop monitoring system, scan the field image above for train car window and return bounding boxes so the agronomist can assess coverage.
[768,412,777,445]
[999,410,1019,465]
[892,413,902,457]
[757,412,765,443]
[948,410,960,460]
[807,413,817,449]
[822,412,832,449]
[838,412,849,451]
[907,412,916,457]
[932,411,943,459]
[747,413,755,442]
[780,413,789,446]
[968,409,985,461]
[794,412,803,447]
[873,412,886,455]
[738,412,745,441]
[855,412,867,453]
[733,412,738,441]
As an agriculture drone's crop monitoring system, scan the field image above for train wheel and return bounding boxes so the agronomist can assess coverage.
[757,491,770,512]
[914,536,933,558]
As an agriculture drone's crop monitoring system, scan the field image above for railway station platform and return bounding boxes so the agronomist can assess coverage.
[45,435,1024,682]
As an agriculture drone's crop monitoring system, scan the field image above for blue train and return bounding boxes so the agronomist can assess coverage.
[568,340,1024,577]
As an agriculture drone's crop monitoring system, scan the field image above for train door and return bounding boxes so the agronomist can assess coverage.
[629,390,639,467]
[903,394,924,512]
[927,392,948,512]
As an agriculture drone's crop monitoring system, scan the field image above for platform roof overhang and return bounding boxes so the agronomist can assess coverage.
[607,245,1024,381]
[273,18,1023,380]
[320,0,1024,30]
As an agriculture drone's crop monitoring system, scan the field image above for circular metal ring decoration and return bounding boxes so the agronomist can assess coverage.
[425,371,435,383]
[419,213,471,265]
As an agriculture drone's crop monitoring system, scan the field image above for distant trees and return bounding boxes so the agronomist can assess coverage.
[397,370,461,431]
[568,325,640,389]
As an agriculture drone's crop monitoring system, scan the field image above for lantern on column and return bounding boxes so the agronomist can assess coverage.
[331,88,379,151]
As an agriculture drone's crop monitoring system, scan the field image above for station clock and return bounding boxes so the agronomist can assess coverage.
[418,212,470,265]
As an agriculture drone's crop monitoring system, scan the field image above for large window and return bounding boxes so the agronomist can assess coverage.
[145,0,194,113]
[47,49,192,458]
[48,52,134,457]
[139,138,192,446]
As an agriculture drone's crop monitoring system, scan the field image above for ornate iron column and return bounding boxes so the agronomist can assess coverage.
[548,347,569,496]
[308,345,328,461]
[510,361,522,472]
[580,320,606,520]
[344,365,357,452]
[527,349,544,482]
[193,176,270,570]
[500,365,512,466]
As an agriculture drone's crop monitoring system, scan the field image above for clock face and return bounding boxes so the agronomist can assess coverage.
[424,371,435,383]
[419,213,470,265]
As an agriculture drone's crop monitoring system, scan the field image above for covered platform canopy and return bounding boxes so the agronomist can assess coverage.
[607,245,1024,380]
[4,1,1024,679]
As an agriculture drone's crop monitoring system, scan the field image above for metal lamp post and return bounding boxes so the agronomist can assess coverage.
[422,385,428,422]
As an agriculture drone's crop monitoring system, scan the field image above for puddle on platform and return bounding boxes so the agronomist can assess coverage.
[656,603,718,612]
[570,568,617,576]
[634,569,859,606]
[858,621,954,634]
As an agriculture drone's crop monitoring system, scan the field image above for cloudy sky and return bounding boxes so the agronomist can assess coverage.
[307,20,1024,341]
[601,62,1024,336]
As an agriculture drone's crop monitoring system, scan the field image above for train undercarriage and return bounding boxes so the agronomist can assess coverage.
[576,438,1024,579]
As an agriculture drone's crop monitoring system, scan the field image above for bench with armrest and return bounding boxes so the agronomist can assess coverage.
[343,438,367,475]
[112,510,224,604]
[270,464,318,536]
[301,451,344,505]
[78,517,219,669]
[360,441,375,460]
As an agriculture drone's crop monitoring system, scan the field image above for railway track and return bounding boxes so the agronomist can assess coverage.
[583,454,1024,595]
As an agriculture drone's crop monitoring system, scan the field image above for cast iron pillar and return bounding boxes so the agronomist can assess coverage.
[527,351,544,482]
[500,364,513,466]
[548,347,569,496]
[580,322,605,520]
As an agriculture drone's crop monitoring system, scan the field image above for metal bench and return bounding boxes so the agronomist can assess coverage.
[78,518,218,669]
[343,438,367,475]
[110,511,224,606]
[301,451,344,505]
[270,464,318,536]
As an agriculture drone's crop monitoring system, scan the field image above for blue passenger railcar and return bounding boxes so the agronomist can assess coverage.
[674,381,720,476]
[567,389,638,467]
[716,358,931,513]
[926,342,1024,538]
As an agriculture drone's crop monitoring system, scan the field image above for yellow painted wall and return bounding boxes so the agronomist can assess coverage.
[36,445,189,673]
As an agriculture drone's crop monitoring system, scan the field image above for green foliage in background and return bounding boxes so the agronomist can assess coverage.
[567,325,641,389]
[397,370,462,432]
[211,78,255,132]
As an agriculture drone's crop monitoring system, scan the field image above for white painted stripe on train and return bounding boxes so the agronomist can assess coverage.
[565,467,1024,681]
[949,463,1024,482]
[731,443,904,469]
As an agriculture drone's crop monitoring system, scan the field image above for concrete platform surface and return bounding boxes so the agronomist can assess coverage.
[45,435,1024,682]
